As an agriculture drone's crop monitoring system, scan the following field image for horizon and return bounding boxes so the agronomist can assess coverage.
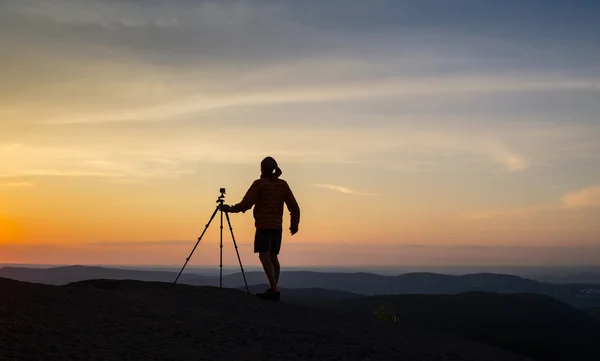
[4,262,600,285]
[1,0,600,267]
[3,262,600,274]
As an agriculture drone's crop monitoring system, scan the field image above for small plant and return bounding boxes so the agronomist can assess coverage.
[374,305,391,321]
[373,306,400,323]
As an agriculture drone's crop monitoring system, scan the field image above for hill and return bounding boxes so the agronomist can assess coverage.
[2,265,599,309]
[329,292,600,361]
[0,277,530,361]
[237,286,600,361]
[587,307,600,320]
[0,265,215,286]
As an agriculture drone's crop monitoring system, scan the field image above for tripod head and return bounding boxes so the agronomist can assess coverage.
[217,188,226,205]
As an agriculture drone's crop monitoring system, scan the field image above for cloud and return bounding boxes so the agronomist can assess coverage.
[0,182,34,189]
[2,0,599,127]
[374,130,531,173]
[87,240,193,247]
[467,184,600,219]
[465,204,553,220]
[0,0,598,180]
[0,140,360,181]
[0,122,535,181]
[16,0,181,29]
[480,141,530,172]
[561,185,600,210]
[0,143,194,180]
[31,74,597,125]
[312,184,377,196]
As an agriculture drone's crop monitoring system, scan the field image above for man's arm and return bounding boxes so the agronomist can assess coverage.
[228,180,260,213]
[285,182,300,234]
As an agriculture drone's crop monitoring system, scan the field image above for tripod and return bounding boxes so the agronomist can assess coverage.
[174,188,250,294]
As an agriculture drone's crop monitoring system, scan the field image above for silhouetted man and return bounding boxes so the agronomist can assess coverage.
[221,156,300,301]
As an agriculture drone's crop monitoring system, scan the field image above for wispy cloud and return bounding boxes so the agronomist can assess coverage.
[466,204,553,220]
[3,2,599,126]
[0,124,536,181]
[0,143,193,180]
[481,141,530,172]
[376,131,531,173]
[466,184,600,219]
[2,0,598,179]
[88,240,192,247]
[561,185,600,210]
[0,141,356,181]
[0,182,34,189]
[36,75,599,125]
[312,184,378,196]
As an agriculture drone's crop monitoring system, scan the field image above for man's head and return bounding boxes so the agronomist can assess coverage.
[261,156,282,178]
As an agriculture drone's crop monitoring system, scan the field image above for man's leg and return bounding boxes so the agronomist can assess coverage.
[270,229,283,285]
[255,229,276,292]
[270,253,280,284]
[259,252,278,292]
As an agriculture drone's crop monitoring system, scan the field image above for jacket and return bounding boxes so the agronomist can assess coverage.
[229,177,300,231]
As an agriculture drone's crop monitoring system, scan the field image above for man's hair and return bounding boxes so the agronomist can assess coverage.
[261,156,282,178]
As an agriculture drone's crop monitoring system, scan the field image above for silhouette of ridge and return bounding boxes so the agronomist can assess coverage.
[0,277,530,361]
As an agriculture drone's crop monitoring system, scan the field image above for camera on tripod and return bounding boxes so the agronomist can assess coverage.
[217,188,226,204]
[174,188,249,294]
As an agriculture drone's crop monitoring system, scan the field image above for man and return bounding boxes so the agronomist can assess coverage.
[221,156,300,301]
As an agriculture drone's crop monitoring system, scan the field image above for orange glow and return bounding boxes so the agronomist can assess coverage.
[0,216,25,244]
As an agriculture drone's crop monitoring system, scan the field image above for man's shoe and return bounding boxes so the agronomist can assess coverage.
[256,289,280,302]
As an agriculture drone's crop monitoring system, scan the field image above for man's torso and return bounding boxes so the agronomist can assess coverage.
[253,177,290,230]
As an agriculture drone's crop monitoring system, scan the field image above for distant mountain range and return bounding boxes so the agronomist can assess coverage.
[535,272,600,284]
[2,265,599,309]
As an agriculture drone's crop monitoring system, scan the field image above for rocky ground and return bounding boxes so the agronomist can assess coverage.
[0,277,530,361]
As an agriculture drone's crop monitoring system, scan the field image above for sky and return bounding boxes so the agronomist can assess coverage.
[1,0,600,268]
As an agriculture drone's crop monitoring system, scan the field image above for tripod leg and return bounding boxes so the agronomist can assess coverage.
[225,212,250,294]
[220,207,223,288]
[174,206,219,284]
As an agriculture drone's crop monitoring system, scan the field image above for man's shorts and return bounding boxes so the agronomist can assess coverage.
[254,228,282,254]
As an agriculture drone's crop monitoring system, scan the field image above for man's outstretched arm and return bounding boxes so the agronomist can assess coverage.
[228,181,260,213]
[285,183,300,234]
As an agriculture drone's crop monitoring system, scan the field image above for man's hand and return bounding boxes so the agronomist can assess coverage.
[220,204,232,212]
[290,225,298,236]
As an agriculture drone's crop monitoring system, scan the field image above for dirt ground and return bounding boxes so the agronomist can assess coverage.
[0,277,530,361]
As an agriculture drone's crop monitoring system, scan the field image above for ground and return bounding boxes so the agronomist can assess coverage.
[0,277,530,361]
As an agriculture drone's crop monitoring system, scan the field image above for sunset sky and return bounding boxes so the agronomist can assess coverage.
[1,1,599,267]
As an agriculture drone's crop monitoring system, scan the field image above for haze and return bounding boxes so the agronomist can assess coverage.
[1,1,599,267]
